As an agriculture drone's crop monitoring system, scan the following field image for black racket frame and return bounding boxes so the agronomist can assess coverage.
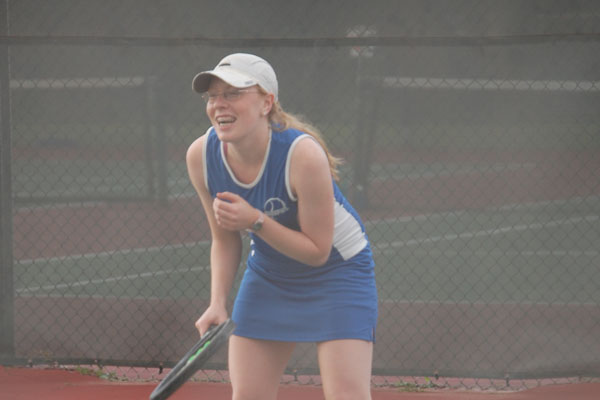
[150,319,236,400]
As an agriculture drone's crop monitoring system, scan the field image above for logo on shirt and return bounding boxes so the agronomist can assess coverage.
[264,197,289,217]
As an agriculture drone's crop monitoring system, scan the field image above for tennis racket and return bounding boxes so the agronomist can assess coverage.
[149,318,236,400]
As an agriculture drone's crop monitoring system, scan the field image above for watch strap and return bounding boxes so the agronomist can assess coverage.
[246,211,264,233]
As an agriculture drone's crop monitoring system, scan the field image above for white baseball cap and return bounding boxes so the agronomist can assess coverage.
[192,53,278,100]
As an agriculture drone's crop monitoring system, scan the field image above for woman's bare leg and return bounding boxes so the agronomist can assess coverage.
[229,335,296,400]
[317,339,373,400]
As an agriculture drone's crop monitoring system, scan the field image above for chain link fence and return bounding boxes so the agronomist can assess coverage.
[1,0,599,390]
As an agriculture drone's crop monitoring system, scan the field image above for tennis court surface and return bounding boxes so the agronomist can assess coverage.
[1,366,599,400]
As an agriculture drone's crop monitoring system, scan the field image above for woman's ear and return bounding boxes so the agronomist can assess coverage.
[262,93,275,116]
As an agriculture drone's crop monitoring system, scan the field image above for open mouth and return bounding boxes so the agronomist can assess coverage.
[216,116,236,127]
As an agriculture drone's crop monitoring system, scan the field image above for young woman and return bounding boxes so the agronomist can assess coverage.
[187,53,378,400]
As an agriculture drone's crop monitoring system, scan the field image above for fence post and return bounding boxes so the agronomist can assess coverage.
[352,77,378,210]
[0,0,15,359]
[146,76,168,205]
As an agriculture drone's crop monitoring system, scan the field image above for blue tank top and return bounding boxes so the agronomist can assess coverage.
[203,127,374,279]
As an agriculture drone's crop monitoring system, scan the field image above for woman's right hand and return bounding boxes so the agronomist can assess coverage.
[194,306,229,337]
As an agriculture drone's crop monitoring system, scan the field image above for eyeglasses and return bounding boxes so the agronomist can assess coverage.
[201,89,258,104]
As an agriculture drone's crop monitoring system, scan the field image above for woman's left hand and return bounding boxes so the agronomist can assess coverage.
[213,191,259,231]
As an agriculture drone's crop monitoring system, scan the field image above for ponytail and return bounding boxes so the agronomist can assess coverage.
[268,101,343,181]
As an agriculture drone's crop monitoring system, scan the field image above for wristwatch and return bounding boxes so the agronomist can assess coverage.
[246,211,265,233]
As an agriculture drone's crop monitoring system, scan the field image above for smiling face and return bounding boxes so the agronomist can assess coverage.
[205,78,274,144]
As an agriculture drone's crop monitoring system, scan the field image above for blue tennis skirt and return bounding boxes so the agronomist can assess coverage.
[231,259,378,343]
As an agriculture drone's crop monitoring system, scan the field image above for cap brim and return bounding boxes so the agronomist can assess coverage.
[192,69,258,93]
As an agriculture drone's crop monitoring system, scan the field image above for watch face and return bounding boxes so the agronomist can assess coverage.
[250,211,264,232]
[246,213,263,233]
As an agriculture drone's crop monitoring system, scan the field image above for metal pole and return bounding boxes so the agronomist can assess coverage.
[147,77,168,205]
[352,75,369,209]
[0,0,15,359]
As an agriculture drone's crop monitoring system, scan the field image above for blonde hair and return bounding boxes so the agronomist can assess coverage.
[268,101,343,181]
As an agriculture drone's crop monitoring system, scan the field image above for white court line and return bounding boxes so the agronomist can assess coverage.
[19,215,598,294]
[370,162,536,182]
[16,241,211,294]
[17,240,210,266]
[363,195,600,227]
[380,249,600,257]
[382,76,600,92]
[16,199,599,294]
[10,76,146,89]
[375,215,599,250]
[377,298,600,306]
[494,195,600,212]
[16,265,209,294]
[516,250,599,257]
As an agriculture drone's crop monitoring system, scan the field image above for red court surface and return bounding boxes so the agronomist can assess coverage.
[1,366,599,400]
